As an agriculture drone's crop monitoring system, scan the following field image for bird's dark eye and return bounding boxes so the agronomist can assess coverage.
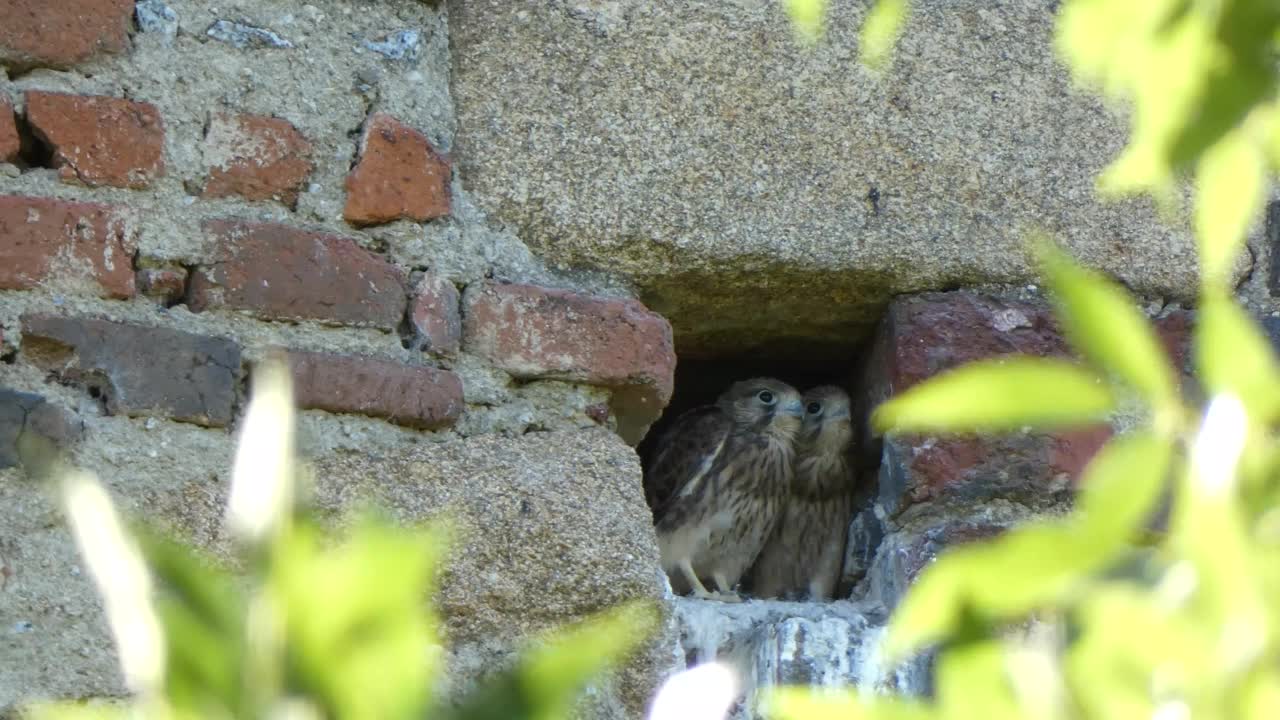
[806,401,822,415]
[757,390,775,404]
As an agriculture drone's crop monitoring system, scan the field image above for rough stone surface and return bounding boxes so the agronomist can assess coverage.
[0,388,83,469]
[288,350,463,429]
[310,429,671,718]
[672,597,925,718]
[462,281,675,443]
[449,0,1206,359]
[135,0,178,40]
[344,113,451,226]
[0,0,133,70]
[20,315,242,427]
[24,92,166,189]
[135,265,188,304]
[205,20,293,49]
[363,29,422,61]
[190,219,408,329]
[201,113,314,208]
[0,195,138,299]
[0,100,18,164]
[408,273,462,355]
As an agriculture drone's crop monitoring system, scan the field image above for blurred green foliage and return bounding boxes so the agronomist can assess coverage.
[25,360,656,720]
[771,0,1280,718]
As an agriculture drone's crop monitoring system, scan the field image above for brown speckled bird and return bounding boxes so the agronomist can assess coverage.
[746,385,855,601]
[647,378,804,601]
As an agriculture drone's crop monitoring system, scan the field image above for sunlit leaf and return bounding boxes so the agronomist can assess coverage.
[1066,586,1199,720]
[1195,129,1266,289]
[1034,240,1178,411]
[1076,432,1172,546]
[784,0,826,43]
[226,355,297,546]
[61,472,166,698]
[1056,0,1280,206]
[440,602,656,720]
[886,522,1099,657]
[873,357,1113,433]
[1244,669,1280,720]
[275,517,444,720]
[860,0,908,69]
[1174,395,1270,657]
[521,602,658,720]
[935,640,1021,720]
[1195,294,1280,422]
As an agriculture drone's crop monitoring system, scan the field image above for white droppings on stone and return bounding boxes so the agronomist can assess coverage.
[991,307,1031,332]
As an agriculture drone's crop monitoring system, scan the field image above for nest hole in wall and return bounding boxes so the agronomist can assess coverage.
[635,328,886,601]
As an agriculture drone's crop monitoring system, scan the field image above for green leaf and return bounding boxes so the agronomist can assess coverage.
[1195,294,1280,422]
[1076,432,1172,547]
[886,522,1097,658]
[934,640,1022,720]
[784,0,826,43]
[872,357,1114,433]
[1034,240,1178,411]
[275,517,445,720]
[520,602,657,720]
[1196,129,1266,289]
[1055,0,1280,203]
[861,0,908,69]
[441,603,657,720]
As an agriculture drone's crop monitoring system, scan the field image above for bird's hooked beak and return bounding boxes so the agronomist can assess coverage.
[782,400,804,417]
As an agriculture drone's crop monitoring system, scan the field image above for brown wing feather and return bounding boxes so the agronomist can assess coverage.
[643,405,732,513]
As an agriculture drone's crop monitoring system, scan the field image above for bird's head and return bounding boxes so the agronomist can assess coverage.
[800,385,854,454]
[718,377,803,440]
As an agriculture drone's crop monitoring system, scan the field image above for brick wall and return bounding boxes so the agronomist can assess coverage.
[0,0,677,478]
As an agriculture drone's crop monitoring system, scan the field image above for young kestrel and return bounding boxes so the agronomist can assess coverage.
[647,378,803,601]
[746,385,855,601]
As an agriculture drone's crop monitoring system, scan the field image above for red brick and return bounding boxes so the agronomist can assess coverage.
[287,351,463,430]
[189,219,407,329]
[20,315,242,427]
[863,292,1110,517]
[343,113,450,226]
[409,273,461,355]
[0,194,137,298]
[0,0,133,70]
[201,113,314,208]
[462,282,675,440]
[0,99,19,163]
[25,92,166,189]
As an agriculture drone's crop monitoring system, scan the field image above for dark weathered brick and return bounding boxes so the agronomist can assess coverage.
[189,219,407,329]
[25,92,166,189]
[0,388,84,469]
[0,194,138,298]
[343,113,450,226]
[0,0,133,70]
[288,351,463,429]
[20,315,241,427]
